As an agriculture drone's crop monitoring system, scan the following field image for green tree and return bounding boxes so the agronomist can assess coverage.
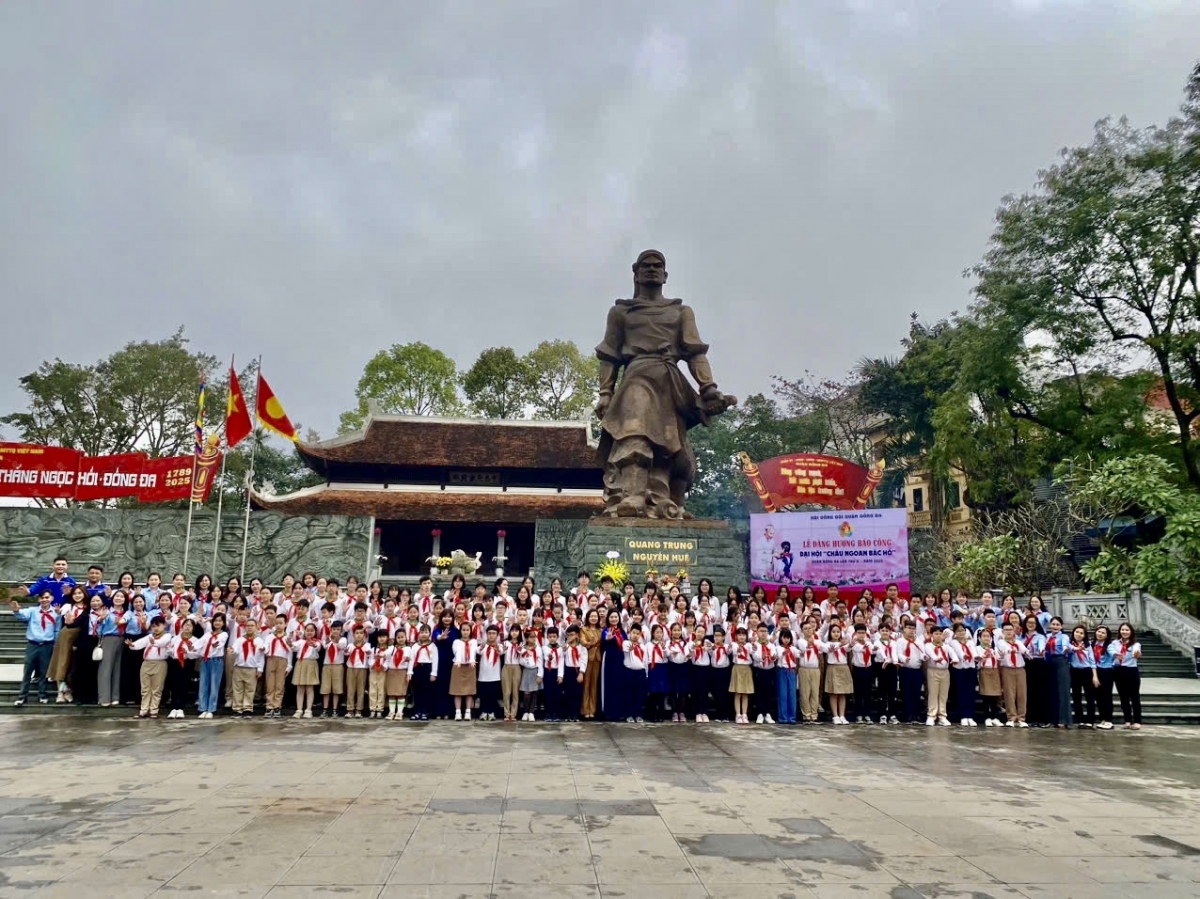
[688,393,827,519]
[970,64,1200,486]
[1,328,217,460]
[1067,453,1200,613]
[461,347,531,419]
[522,340,598,420]
[339,342,462,432]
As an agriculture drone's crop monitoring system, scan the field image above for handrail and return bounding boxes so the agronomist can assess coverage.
[1137,589,1200,659]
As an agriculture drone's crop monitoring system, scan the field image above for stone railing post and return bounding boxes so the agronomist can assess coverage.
[1049,587,1066,619]
[1128,585,1143,629]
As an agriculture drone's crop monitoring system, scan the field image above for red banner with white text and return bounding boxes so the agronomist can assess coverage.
[75,453,148,501]
[0,443,83,499]
[0,443,209,503]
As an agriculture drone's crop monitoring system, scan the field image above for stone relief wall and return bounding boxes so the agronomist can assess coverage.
[0,508,371,584]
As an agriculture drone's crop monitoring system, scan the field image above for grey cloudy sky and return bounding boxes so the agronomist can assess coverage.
[2,1,1198,439]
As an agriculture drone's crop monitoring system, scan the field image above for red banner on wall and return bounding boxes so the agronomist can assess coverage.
[136,455,196,503]
[75,453,148,501]
[0,443,213,504]
[738,452,886,512]
[0,443,83,499]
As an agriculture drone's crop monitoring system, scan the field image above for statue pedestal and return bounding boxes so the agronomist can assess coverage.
[582,517,748,592]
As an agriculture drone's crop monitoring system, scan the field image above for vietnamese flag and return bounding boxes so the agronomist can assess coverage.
[225,365,253,448]
[255,372,298,442]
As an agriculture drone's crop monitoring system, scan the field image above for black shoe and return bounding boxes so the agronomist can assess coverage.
[241,711,252,719]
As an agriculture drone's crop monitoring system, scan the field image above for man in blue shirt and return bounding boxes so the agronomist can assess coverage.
[19,556,76,607]
[83,564,112,606]
[10,592,60,706]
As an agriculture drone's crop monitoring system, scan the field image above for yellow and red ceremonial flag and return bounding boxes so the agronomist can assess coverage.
[255,372,298,441]
[224,365,253,448]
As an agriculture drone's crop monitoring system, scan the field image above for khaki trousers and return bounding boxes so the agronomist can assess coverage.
[224,650,236,706]
[368,669,387,712]
[139,660,167,715]
[925,667,949,718]
[501,664,522,719]
[264,657,288,710]
[798,667,820,721]
[232,666,258,712]
[1001,667,1027,721]
[346,667,366,712]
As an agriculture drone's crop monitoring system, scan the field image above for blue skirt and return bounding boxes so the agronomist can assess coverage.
[648,663,670,694]
[668,661,692,694]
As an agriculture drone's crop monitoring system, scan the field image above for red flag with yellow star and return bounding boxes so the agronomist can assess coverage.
[255,372,298,442]
[224,365,253,448]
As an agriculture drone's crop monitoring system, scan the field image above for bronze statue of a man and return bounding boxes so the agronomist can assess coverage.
[595,250,737,519]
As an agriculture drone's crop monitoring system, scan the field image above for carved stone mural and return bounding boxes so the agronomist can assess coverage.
[0,509,371,584]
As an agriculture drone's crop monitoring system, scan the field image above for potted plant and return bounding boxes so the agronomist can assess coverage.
[676,567,691,594]
[492,555,507,577]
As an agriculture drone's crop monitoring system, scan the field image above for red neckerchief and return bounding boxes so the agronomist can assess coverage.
[372,651,384,672]
[270,636,288,658]
[242,638,256,661]
[935,645,948,666]
[1072,641,1089,663]
[714,645,726,664]
[1093,643,1104,664]
[851,643,870,665]
[348,646,366,666]
[485,645,499,666]
[568,646,581,666]
[392,646,407,667]
[1118,640,1130,662]
[547,646,560,668]
[632,644,645,664]
[326,643,338,664]
[737,645,751,664]
[176,639,188,664]
[782,646,797,667]
[1008,643,1018,667]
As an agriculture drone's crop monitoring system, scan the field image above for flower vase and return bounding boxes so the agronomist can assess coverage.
[494,567,504,577]
[429,567,438,578]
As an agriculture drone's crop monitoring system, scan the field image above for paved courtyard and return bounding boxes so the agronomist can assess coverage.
[0,719,1197,899]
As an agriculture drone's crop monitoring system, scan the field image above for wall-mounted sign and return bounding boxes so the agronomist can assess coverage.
[622,536,698,568]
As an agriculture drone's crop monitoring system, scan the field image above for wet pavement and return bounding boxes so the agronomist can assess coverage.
[0,718,1197,898]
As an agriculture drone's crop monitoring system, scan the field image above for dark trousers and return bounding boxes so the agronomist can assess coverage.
[899,667,924,722]
[544,673,564,720]
[850,665,873,721]
[478,680,501,718]
[166,659,191,712]
[981,694,1002,721]
[1026,659,1048,725]
[752,667,776,717]
[1070,667,1096,725]
[1114,667,1141,724]
[626,671,648,719]
[1096,668,1115,723]
[120,640,143,704]
[875,663,897,720]
[20,642,55,702]
[410,663,434,718]
[710,667,732,720]
[562,666,583,720]
[950,667,977,722]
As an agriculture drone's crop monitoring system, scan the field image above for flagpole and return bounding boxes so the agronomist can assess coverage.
[210,355,235,576]
[182,455,199,577]
[239,356,263,583]
[182,374,206,578]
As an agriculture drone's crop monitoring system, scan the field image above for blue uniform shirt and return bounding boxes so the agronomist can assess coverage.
[13,606,60,642]
[28,574,77,607]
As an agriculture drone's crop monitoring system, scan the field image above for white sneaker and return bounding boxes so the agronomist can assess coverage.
[889,716,899,725]
[925,716,935,726]
[1004,720,1015,727]
[465,709,472,720]
[454,710,463,720]
[756,714,764,724]
[1017,721,1029,728]
[764,714,775,724]
[937,717,951,726]
[293,709,303,718]
[968,719,978,727]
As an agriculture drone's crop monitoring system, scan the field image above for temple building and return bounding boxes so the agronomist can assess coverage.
[250,414,604,577]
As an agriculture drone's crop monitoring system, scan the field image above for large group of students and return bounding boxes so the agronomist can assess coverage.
[9,556,1145,729]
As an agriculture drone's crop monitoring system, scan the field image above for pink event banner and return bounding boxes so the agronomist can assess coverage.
[749,509,910,602]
